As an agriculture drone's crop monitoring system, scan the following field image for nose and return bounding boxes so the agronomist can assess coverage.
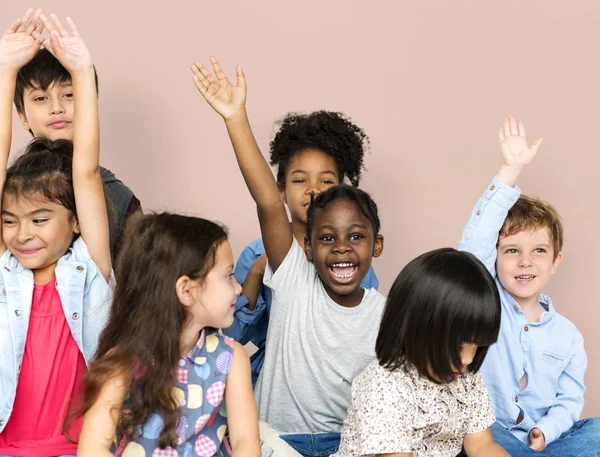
[333,238,352,255]
[49,98,65,115]
[233,278,242,295]
[518,252,532,267]
[16,222,33,244]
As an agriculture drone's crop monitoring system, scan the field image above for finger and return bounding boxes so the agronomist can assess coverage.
[32,16,45,39]
[504,117,511,138]
[518,119,526,138]
[65,17,79,37]
[236,64,246,89]
[50,13,69,37]
[24,9,42,35]
[195,61,217,85]
[6,18,22,35]
[17,9,33,33]
[190,64,210,88]
[40,14,59,37]
[510,115,518,136]
[530,137,543,156]
[498,126,505,143]
[210,56,227,81]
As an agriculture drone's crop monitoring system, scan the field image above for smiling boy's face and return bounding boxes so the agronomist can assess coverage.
[305,198,383,308]
[496,226,562,305]
[17,80,75,140]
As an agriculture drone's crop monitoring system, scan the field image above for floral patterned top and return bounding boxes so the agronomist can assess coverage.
[333,360,495,457]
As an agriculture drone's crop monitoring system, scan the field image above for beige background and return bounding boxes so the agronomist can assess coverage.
[2,0,599,416]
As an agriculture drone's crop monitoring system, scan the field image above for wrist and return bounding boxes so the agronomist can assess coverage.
[0,65,19,78]
[497,164,524,187]
[224,108,248,125]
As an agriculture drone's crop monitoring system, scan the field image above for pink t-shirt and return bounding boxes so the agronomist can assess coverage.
[0,278,87,457]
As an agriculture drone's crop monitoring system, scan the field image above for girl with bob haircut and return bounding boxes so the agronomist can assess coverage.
[75,213,262,457]
[333,248,510,457]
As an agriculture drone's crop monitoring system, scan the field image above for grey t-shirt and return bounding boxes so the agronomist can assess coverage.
[254,239,386,434]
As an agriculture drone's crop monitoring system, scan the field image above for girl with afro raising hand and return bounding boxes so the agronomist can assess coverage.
[223,107,378,386]
[193,57,385,457]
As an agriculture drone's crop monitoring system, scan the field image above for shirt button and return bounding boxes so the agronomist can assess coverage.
[14,310,20,316]
[476,210,481,215]
[72,312,80,320]
[1,288,5,296]
[515,396,519,403]
[0,420,4,426]
[490,185,495,191]
[514,305,518,311]
[76,265,84,272]
[524,326,529,332]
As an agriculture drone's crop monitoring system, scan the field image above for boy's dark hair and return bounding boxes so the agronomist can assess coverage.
[14,49,99,128]
[4,138,77,219]
[306,185,380,240]
[269,111,368,187]
[74,213,228,448]
[376,248,501,384]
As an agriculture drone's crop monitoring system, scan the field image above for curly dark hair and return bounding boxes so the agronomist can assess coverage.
[269,111,369,187]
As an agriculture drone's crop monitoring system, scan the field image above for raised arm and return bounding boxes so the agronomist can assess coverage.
[457,116,542,274]
[41,14,111,281]
[0,9,44,256]
[192,58,292,272]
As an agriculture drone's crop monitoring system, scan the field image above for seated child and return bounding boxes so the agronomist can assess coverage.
[0,11,113,457]
[193,57,385,457]
[12,24,140,261]
[76,213,261,457]
[457,116,600,456]
[334,248,509,457]
[224,110,379,386]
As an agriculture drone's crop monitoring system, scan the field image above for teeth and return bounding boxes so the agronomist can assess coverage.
[333,272,354,278]
[517,275,534,280]
[331,263,355,267]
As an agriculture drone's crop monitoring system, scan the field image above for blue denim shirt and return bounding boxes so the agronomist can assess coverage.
[0,237,114,433]
[457,177,587,445]
[223,237,379,385]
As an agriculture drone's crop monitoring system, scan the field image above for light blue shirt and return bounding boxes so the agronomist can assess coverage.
[0,237,114,432]
[458,176,587,445]
[223,237,379,384]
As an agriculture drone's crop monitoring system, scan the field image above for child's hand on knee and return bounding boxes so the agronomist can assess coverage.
[191,56,247,121]
[40,14,93,74]
[497,115,543,187]
[528,427,546,451]
[0,9,44,72]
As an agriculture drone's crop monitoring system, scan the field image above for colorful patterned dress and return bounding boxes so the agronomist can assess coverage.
[115,330,234,457]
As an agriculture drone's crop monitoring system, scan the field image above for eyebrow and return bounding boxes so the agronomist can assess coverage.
[27,82,73,93]
[499,243,551,248]
[290,169,337,176]
[317,223,369,231]
[1,208,54,217]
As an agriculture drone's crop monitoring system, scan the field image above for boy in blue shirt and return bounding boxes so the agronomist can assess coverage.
[458,115,599,456]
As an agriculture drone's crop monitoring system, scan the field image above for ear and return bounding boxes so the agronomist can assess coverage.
[16,110,31,132]
[551,251,563,275]
[72,217,81,235]
[304,237,313,262]
[175,275,198,307]
[279,185,287,205]
[372,234,384,258]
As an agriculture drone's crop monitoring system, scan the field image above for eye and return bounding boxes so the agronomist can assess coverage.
[2,219,16,226]
[33,218,48,224]
[63,92,73,99]
[350,234,364,241]
[33,96,47,102]
[534,248,547,254]
[292,179,306,184]
[322,180,335,185]
[227,273,235,279]
[505,248,517,254]
[320,235,334,242]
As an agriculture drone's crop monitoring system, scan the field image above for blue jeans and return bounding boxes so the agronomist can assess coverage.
[457,419,600,456]
[280,433,341,457]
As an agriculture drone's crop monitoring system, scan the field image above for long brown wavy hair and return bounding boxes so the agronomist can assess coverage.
[73,212,228,448]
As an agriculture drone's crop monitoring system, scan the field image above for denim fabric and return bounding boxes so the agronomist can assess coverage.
[281,432,341,457]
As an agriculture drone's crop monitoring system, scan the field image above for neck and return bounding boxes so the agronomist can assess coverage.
[291,218,307,246]
[513,293,545,322]
[180,321,203,356]
[33,263,57,285]
[324,285,365,308]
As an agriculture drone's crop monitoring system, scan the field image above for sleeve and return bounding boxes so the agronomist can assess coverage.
[466,373,496,434]
[263,238,310,294]
[223,240,269,344]
[360,265,379,290]
[457,176,521,275]
[533,334,587,444]
[345,365,414,455]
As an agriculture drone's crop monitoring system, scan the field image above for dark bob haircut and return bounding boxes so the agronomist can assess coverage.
[376,248,501,384]
[306,184,380,241]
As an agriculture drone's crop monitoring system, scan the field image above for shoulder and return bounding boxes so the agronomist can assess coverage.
[363,288,387,308]
[244,238,266,255]
[353,361,415,406]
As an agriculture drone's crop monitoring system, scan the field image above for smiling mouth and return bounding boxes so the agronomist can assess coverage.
[18,248,41,255]
[515,275,536,282]
[329,262,358,283]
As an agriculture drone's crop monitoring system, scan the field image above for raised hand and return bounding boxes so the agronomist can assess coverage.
[528,428,546,451]
[498,115,543,168]
[0,9,44,72]
[191,57,246,120]
[40,14,92,74]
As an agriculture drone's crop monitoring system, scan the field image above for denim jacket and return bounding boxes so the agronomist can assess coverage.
[458,177,587,445]
[0,237,114,432]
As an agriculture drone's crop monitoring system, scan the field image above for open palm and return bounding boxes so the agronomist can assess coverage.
[191,57,246,120]
[498,115,542,167]
[0,9,44,70]
[41,14,92,73]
